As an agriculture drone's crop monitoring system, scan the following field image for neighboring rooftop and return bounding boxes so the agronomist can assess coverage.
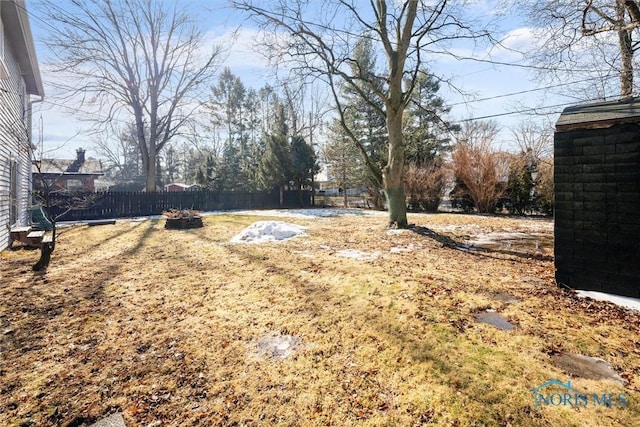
[33,148,103,175]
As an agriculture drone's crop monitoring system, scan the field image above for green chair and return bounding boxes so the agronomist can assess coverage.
[30,205,53,231]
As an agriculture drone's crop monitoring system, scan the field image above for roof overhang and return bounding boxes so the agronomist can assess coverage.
[556,97,640,132]
[1,0,44,96]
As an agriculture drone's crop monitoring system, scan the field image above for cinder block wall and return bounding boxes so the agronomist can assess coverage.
[555,118,640,298]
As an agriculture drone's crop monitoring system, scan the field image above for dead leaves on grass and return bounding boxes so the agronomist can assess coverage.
[1,213,639,426]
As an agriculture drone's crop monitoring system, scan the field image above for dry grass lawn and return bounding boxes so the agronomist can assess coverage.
[1,211,639,426]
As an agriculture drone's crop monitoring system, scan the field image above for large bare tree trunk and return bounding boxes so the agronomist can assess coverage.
[618,1,634,98]
[146,149,157,192]
[383,107,407,228]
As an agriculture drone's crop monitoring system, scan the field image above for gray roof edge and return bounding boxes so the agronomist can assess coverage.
[2,0,44,96]
[556,97,640,130]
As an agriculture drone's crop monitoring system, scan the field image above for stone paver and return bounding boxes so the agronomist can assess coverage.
[89,412,126,427]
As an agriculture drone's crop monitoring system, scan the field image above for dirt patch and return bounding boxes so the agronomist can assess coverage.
[552,353,626,386]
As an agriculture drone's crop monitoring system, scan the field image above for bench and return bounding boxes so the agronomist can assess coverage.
[26,230,45,247]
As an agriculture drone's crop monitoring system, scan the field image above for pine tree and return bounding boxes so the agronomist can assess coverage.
[289,135,316,207]
[259,103,292,205]
[323,119,364,207]
[404,71,458,166]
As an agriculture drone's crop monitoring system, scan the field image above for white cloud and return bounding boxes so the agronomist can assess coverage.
[492,27,538,60]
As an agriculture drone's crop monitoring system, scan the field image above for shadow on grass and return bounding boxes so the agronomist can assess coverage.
[409,225,554,262]
[124,218,160,256]
[4,219,162,339]
[0,220,171,426]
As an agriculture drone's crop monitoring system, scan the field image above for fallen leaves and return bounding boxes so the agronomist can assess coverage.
[0,213,639,426]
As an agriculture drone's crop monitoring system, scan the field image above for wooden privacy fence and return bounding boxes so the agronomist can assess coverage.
[38,189,311,222]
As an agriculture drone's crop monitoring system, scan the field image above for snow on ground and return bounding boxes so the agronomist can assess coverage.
[335,249,382,262]
[230,221,307,244]
[206,208,386,219]
[390,244,416,253]
[576,290,640,312]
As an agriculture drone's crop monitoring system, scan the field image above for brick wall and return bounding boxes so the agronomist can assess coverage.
[555,121,640,298]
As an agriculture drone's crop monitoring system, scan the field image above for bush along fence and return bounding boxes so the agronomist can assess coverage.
[35,189,311,222]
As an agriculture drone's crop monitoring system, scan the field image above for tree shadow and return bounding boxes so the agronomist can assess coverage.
[409,225,554,262]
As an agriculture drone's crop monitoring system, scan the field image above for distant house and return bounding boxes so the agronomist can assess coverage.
[314,164,334,192]
[164,183,200,192]
[0,0,45,250]
[33,148,104,192]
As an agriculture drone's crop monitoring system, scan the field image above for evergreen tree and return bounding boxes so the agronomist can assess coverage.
[506,152,535,214]
[196,155,219,190]
[259,103,292,205]
[404,71,458,165]
[323,119,365,207]
[289,135,317,207]
[339,38,387,207]
[207,68,247,190]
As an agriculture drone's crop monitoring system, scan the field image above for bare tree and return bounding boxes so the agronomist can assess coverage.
[31,157,97,271]
[509,120,553,162]
[451,120,506,213]
[523,0,640,99]
[40,0,223,191]
[232,0,490,228]
[404,161,447,212]
[93,123,143,182]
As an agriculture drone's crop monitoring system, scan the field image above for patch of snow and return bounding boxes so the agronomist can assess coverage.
[230,221,307,244]
[576,290,640,312]
[386,229,411,235]
[429,224,482,233]
[208,208,385,219]
[390,244,415,254]
[335,249,381,261]
[468,232,532,246]
[249,333,303,360]
[292,250,315,259]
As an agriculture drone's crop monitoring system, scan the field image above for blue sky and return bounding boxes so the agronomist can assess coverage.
[24,0,578,160]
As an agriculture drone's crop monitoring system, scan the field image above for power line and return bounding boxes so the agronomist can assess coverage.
[455,97,613,123]
[428,50,616,74]
[449,74,619,106]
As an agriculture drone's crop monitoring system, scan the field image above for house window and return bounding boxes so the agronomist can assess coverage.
[9,160,17,225]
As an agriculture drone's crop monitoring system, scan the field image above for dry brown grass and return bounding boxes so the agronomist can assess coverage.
[1,211,639,426]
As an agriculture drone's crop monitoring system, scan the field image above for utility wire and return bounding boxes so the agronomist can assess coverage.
[449,75,618,107]
[455,97,614,123]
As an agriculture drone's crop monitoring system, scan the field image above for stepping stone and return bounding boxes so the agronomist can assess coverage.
[89,412,126,427]
[475,311,517,330]
[552,353,626,387]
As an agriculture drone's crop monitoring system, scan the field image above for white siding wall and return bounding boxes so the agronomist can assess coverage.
[0,20,32,250]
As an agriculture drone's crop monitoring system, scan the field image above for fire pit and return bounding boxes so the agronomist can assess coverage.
[163,209,203,229]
